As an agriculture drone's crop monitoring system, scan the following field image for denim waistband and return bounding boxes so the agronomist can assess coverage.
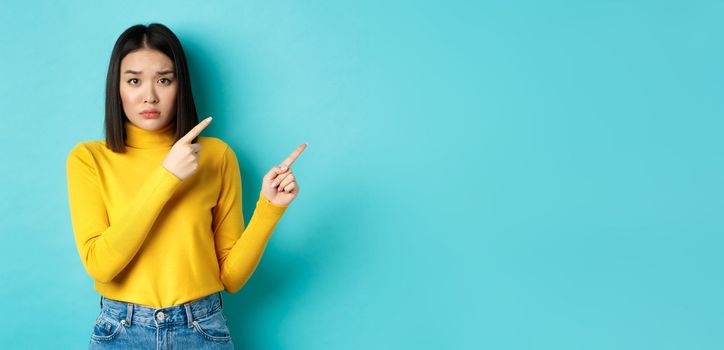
[99,292,224,327]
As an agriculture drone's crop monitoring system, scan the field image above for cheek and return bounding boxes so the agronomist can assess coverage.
[163,88,177,101]
[163,89,178,111]
[119,87,140,105]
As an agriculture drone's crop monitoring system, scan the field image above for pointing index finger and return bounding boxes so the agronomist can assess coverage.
[280,143,307,168]
[179,117,212,144]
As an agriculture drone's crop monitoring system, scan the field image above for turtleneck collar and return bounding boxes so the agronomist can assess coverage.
[124,120,176,149]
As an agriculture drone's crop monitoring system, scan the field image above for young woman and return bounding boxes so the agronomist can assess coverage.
[66,23,306,349]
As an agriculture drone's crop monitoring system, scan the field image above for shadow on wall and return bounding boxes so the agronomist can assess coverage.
[226,187,363,348]
[180,29,366,348]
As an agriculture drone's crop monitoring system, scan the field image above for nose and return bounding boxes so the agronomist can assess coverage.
[144,85,158,104]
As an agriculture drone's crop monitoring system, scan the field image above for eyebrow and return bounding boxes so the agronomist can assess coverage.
[123,69,175,75]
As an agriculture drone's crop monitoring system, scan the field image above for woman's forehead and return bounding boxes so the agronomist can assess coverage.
[121,49,174,72]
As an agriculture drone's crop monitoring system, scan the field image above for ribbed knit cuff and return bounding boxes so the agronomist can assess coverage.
[159,164,184,186]
[253,191,288,225]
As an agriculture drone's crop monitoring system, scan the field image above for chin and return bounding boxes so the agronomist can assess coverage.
[132,117,172,131]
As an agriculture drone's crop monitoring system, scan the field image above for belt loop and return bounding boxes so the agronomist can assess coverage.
[126,303,133,326]
[184,303,194,328]
[99,295,103,309]
[218,292,223,308]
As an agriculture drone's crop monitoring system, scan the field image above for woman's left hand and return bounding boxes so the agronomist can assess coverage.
[261,144,307,206]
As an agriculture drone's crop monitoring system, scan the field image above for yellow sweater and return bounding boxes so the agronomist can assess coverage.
[66,120,287,308]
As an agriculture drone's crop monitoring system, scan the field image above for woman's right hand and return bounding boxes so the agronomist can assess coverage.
[162,116,213,181]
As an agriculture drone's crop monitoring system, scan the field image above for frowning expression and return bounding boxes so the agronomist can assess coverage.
[119,48,178,131]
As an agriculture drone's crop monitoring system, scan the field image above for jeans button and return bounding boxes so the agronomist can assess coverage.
[156,312,165,320]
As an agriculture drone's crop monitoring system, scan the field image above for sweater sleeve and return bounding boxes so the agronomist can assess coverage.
[66,143,183,283]
[213,145,288,294]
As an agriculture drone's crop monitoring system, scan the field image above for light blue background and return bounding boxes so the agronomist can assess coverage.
[1,0,722,349]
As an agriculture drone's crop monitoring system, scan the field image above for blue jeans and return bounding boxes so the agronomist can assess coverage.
[89,292,234,349]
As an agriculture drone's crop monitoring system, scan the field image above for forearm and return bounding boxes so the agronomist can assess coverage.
[71,164,182,282]
[219,194,287,293]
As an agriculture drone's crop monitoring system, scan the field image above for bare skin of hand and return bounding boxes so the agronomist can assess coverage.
[162,117,212,181]
[261,143,307,206]
[162,116,305,206]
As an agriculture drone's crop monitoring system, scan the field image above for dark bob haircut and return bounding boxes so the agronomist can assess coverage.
[104,23,198,153]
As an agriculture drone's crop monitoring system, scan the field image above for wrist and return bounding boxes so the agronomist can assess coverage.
[260,192,289,208]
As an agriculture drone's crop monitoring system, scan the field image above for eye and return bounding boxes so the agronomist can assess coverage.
[127,78,140,85]
[159,78,173,85]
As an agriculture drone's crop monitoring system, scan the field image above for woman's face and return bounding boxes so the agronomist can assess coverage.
[119,48,178,131]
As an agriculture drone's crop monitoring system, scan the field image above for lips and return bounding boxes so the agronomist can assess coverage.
[141,111,160,119]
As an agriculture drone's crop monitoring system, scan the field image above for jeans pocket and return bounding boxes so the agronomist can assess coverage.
[191,310,232,342]
[91,313,125,342]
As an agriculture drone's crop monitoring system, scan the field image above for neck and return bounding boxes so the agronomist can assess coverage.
[124,120,176,149]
